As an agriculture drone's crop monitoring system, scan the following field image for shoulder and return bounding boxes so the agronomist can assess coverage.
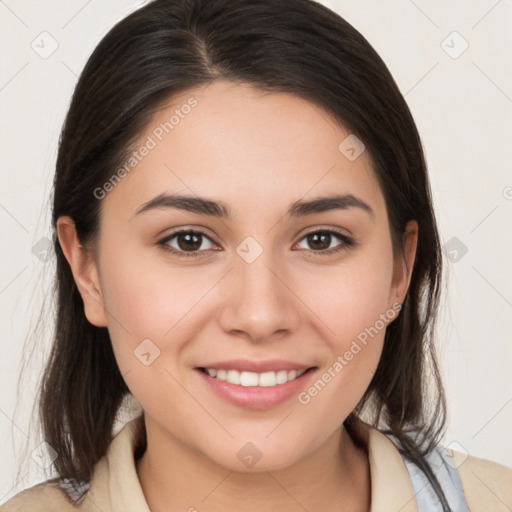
[359,420,512,512]
[0,479,76,511]
[2,417,145,511]
[450,449,512,511]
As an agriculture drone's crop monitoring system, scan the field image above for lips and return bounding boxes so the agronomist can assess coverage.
[195,359,318,409]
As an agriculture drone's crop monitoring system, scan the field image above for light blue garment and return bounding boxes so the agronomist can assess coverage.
[398,443,470,512]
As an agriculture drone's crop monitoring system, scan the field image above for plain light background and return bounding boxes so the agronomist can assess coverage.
[1,0,511,503]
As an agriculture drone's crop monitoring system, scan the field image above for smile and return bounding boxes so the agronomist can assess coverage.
[199,368,307,387]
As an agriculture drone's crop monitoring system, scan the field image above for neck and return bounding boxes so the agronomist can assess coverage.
[135,415,371,512]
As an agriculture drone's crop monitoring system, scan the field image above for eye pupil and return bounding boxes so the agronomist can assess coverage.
[177,232,201,251]
[308,232,330,250]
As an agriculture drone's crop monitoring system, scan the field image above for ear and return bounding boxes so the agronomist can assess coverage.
[56,216,108,327]
[389,219,418,307]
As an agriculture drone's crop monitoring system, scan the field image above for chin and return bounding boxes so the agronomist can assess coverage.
[198,434,312,474]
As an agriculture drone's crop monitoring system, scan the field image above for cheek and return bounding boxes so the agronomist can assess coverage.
[296,243,395,347]
[98,234,215,339]
[291,244,395,413]
[96,253,201,414]
[96,240,223,391]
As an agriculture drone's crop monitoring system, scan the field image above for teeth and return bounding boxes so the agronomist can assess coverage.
[227,370,240,385]
[203,368,307,387]
[240,371,258,386]
[258,371,276,387]
[276,370,288,384]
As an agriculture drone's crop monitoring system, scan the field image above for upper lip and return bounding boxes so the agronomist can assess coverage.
[196,359,316,373]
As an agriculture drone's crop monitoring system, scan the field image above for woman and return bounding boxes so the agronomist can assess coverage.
[3,0,510,510]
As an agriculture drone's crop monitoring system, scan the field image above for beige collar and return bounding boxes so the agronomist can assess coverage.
[354,420,418,512]
[89,416,418,511]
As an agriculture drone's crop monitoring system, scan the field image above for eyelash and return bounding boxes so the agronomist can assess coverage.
[157,228,355,259]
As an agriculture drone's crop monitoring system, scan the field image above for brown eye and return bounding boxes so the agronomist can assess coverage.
[159,230,216,257]
[295,229,354,254]
[305,232,332,250]
[176,232,203,251]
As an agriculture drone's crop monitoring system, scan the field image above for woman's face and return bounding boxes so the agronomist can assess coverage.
[67,80,416,471]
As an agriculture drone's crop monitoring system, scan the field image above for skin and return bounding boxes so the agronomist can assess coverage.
[58,80,418,512]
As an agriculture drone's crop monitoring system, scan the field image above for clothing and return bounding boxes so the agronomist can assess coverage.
[400,441,469,510]
[2,416,511,511]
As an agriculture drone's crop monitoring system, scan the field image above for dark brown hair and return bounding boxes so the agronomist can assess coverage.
[39,0,447,506]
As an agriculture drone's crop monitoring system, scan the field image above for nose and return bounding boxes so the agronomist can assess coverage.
[217,247,301,343]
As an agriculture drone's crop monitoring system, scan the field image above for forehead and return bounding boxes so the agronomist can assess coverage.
[102,80,386,220]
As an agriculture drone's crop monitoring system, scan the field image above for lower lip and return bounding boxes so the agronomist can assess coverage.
[195,368,317,410]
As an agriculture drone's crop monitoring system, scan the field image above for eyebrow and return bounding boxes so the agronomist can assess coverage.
[135,193,374,219]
